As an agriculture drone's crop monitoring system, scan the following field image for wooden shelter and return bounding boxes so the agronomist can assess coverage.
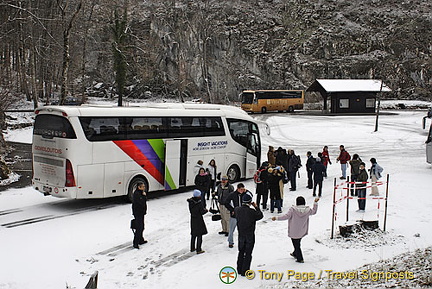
[307,79,391,113]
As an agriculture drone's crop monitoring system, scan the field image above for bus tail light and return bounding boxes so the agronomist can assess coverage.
[65,159,76,187]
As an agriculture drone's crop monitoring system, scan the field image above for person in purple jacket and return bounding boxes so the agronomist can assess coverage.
[272,196,319,263]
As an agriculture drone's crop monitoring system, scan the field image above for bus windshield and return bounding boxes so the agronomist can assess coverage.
[227,118,260,157]
[241,92,255,104]
[34,114,77,139]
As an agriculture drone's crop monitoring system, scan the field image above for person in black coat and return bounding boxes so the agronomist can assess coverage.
[234,193,264,276]
[288,150,301,191]
[194,167,211,208]
[187,189,208,254]
[268,167,283,213]
[276,148,289,172]
[306,151,315,189]
[132,182,148,249]
[255,162,269,210]
[224,183,250,248]
[312,157,326,197]
[356,163,369,212]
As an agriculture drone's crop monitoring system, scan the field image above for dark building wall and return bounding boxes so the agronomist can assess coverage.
[330,92,376,113]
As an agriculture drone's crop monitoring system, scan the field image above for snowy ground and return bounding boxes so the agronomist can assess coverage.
[1,102,432,289]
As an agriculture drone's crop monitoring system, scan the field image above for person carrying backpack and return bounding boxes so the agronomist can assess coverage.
[288,150,301,191]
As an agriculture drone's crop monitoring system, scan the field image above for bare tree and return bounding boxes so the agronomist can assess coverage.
[0,87,13,179]
[111,5,129,106]
[57,0,83,105]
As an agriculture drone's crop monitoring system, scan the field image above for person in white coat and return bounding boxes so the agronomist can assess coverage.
[369,158,383,196]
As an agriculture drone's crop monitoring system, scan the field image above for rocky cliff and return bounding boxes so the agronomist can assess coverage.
[90,0,432,102]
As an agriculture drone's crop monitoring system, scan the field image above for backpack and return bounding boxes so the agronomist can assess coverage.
[292,155,301,170]
[282,170,289,184]
[375,164,384,179]
[254,169,265,184]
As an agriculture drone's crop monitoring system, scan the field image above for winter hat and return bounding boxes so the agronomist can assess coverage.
[193,189,201,197]
[221,175,228,181]
[242,192,253,204]
[296,196,306,206]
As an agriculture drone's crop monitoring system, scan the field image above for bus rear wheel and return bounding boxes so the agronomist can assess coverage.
[287,106,294,113]
[126,176,148,203]
[227,165,240,183]
[261,107,267,114]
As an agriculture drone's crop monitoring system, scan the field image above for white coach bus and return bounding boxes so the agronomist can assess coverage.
[32,103,261,201]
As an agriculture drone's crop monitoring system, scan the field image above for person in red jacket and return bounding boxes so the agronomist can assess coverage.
[321,145,332,177]
[336,145,351,180]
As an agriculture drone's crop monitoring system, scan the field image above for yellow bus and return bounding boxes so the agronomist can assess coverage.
[240,90,304,113]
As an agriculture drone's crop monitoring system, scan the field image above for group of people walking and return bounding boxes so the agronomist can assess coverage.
[187,179,264,275]
[186,152,323,275]
[190,178,318,274]
[130,145,384,276]
[264,145,330,205]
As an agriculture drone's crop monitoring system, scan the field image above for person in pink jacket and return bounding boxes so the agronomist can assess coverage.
[272,196,319,263]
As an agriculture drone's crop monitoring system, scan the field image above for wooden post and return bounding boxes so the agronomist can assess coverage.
[331,178,336,239]
[374,80,384,132]
[383,174,390,232]
[346,176,350,223]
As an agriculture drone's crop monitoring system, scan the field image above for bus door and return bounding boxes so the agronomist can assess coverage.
[246,132,260,177]
[165,139,188,190]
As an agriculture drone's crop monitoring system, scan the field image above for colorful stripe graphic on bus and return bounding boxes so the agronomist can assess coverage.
[113,139,176,190]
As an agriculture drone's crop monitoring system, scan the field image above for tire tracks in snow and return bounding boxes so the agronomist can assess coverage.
[0,202,121,228]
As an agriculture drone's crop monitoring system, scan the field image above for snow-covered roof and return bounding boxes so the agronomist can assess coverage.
[311,79,392,93]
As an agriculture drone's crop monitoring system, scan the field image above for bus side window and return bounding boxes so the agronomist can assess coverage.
[79,117,124,141]
[202,117,225,136]
[100,125,117,135]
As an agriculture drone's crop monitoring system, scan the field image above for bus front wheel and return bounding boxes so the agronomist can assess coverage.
[126,176,148,203]
[227,165,240,182]
[288,106,294,113]
[261,107,267,114]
